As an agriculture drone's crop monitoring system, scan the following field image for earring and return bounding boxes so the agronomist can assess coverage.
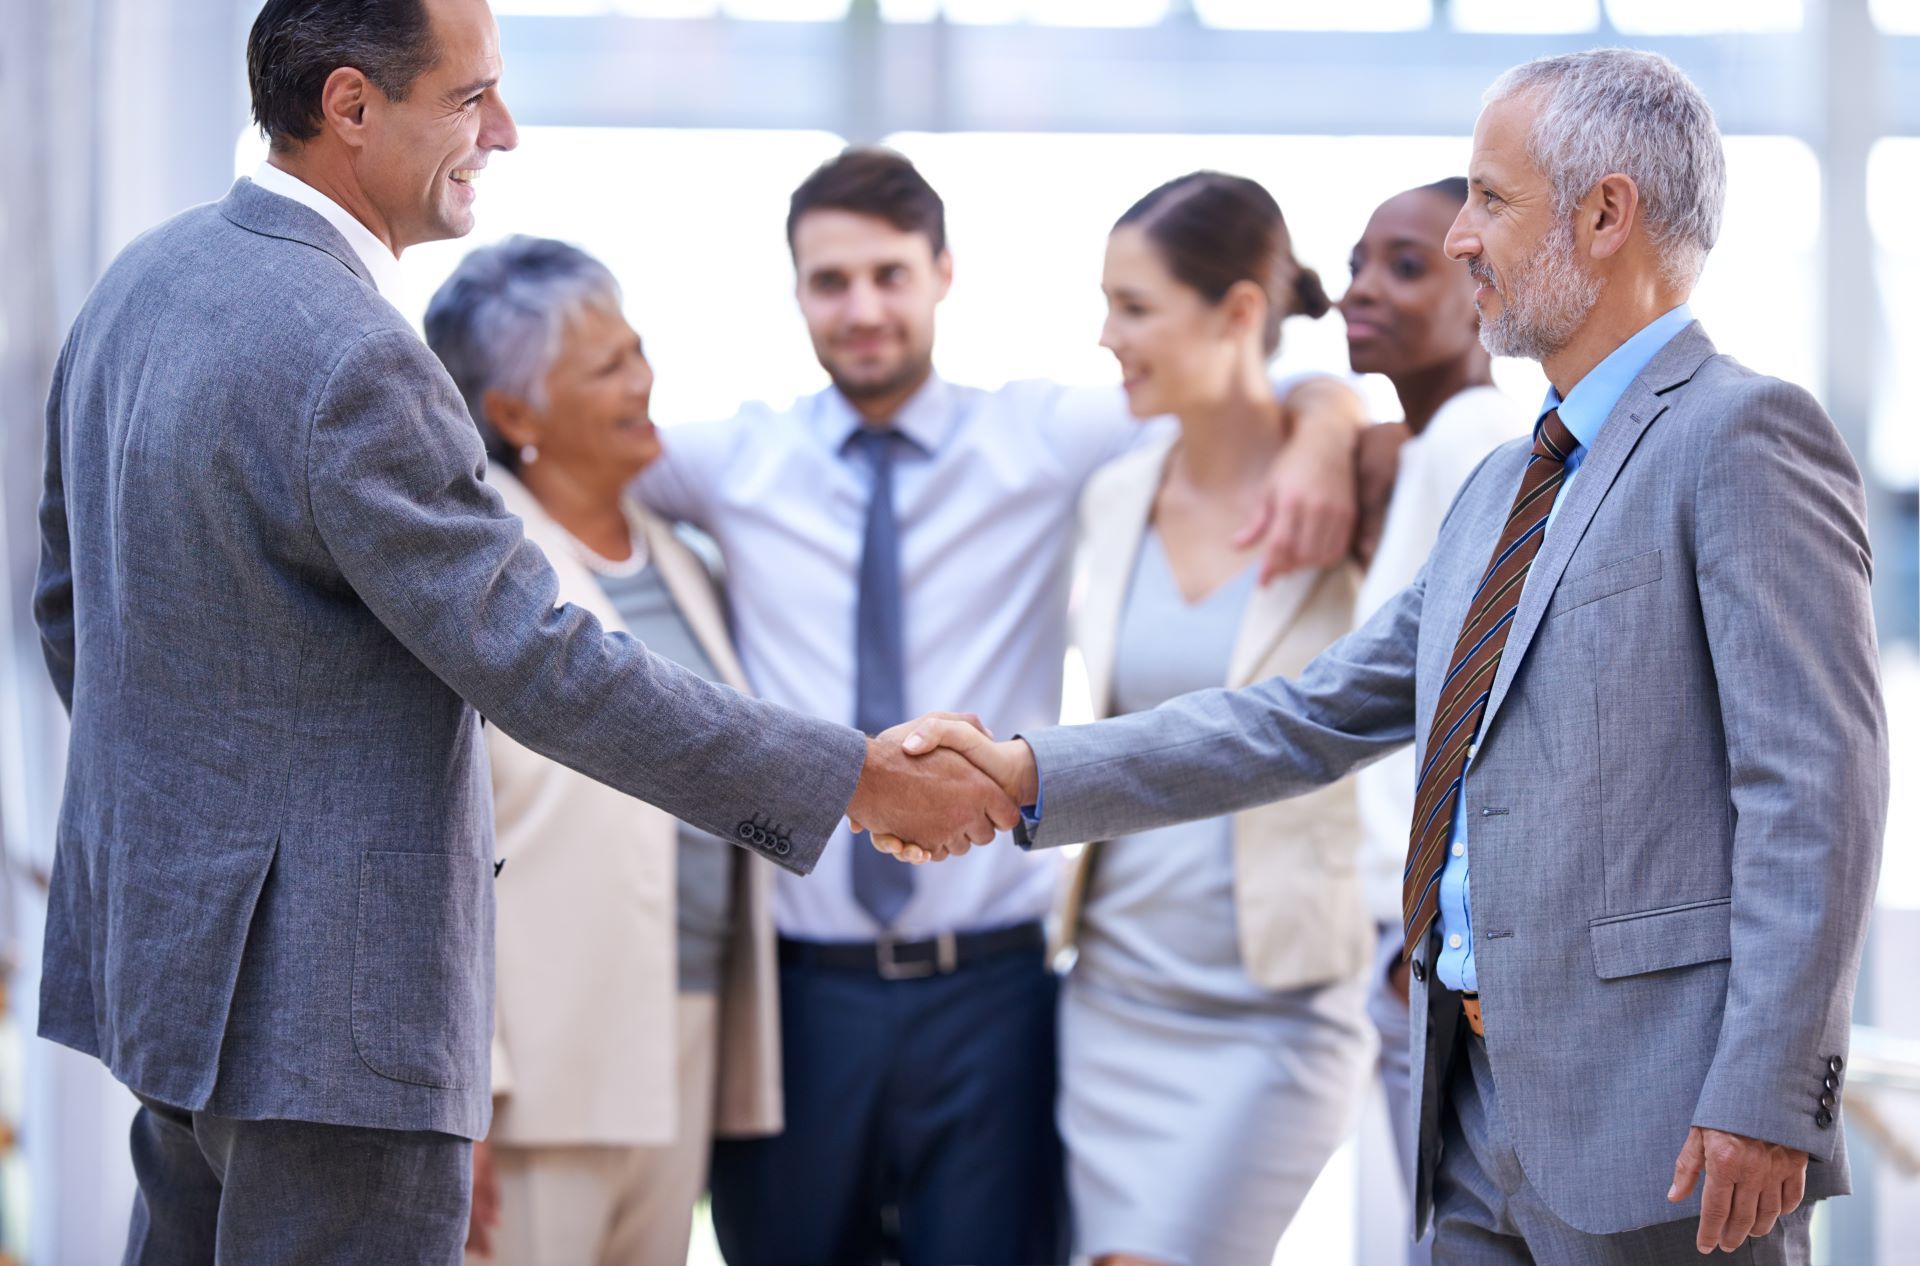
[520,444,539,466]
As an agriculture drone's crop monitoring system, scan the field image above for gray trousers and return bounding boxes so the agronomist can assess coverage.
[1368,926,1434,1266]
[1431,1031,1813,1265]
[124,1094,471,1266]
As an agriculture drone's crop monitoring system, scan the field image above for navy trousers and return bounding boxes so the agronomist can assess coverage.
[710,942,1067,1266]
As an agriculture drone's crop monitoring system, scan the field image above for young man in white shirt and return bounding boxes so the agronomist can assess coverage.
[635,147,1366,1265]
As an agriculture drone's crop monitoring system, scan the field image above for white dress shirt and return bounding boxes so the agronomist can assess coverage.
[1353,385,1528,927]
[250,161,405,303]
[636,374,1154,941]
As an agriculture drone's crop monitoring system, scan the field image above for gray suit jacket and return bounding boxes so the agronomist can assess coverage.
[1018,323,1887,1236]
[32,179,867,1138]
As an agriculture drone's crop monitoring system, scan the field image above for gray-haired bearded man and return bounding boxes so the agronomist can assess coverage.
[887,49,1888,1265]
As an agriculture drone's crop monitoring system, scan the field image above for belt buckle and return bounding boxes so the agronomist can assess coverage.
[876,932,958,981]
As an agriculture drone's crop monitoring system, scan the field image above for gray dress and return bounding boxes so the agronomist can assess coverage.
[1061,530,1373,1266]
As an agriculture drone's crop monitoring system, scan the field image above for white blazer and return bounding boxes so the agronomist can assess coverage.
[486,469,783,1146]
[1055,436,1374,992]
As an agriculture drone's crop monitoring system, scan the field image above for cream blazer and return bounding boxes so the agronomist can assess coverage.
[486,470,782,1146]
[1056,437,1374,993]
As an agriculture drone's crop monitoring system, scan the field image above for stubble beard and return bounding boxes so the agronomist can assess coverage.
[1475,218,1603,363]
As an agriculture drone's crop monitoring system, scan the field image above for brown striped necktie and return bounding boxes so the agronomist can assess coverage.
[1402,408,1579,960]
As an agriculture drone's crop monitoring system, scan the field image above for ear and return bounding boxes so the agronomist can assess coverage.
[1586,173,1639,263]
[1221,278,1269,344]
[320,66,375,150]
[482,387,541,450]
[933,248,955,303]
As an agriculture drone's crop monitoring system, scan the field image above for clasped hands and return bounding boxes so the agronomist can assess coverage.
[844,713,1037,862]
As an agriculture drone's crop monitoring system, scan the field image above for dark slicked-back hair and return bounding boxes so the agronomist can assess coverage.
[786,147,947,258]
[247,0,439,149]
[1116,171,1328,358]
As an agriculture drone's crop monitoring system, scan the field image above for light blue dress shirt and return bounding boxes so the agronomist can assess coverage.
[636,375,1155,940]
[1433,303,1695,992]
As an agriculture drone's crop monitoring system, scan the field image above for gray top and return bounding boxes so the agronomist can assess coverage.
[596,563,735,994]
[1076,529,1271,1013]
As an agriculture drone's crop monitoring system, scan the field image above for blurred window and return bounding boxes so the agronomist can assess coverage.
[1872,0,1920,35]
[1191,0,1432,32]
[1605,0,1802,34]
[1869,139,1920,490]
[1450,0,1599,33]
[880,0,1169,22]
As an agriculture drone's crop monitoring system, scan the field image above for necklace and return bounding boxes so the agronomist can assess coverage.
[556,500,652,579]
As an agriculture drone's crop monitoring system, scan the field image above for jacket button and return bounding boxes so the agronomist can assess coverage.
[1819,1091,1836,1110]
[1829,1056,1844,1075]
[1815,1107,1833,1129]
[1824,1073,1838,1092]
[774,839,791,856]
[736,822,756,841]
[1410,959,1428,983]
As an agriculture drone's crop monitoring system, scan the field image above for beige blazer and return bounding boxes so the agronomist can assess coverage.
[1056,437,1374,993]
[486,470,783,1147]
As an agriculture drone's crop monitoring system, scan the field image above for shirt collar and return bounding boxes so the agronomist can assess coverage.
[818,373,959,457]
[251,161,406,303]
[1537,302,1695,451]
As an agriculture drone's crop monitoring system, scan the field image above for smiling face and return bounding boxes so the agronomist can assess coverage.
[1446,92,1601,362]
[791,209,950,408]
[485,301,660,490]
[1338,188,1481,379]
[357,0,517,249]
[1099,223,1253,420]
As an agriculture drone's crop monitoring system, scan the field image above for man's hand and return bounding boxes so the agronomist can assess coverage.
[864,714,1039,864]
[844,712,1019,862]
[466,1137,500,1256]
[1354,421,1410,569]
[1668,1125,1807,1254]
[1235,376,1365,583]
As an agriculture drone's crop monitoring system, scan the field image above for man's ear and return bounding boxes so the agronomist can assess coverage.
[482,387,540,450]
[320,66,374,150]
[934,247,955,302]
[1586,172,1640,262]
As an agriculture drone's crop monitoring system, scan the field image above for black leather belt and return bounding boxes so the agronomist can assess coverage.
[778,922,1045,981]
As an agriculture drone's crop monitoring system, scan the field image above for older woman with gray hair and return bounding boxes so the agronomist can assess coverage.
[425,237,785,1266]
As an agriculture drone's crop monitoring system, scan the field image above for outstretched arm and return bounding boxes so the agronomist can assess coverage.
[879,569,1426,860]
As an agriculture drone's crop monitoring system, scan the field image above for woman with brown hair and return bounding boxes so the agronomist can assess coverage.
[1055,172,1376,1266]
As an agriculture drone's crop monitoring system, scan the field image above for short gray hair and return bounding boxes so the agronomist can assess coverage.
[424,235,623,470]
[1487,48,1726,288]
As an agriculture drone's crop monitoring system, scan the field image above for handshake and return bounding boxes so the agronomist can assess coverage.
[844,712,1042,863]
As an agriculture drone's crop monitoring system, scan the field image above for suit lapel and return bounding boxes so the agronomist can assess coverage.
[1478,323,1715,737]
[1227,567,1320,688]
[1078,440,1169,719]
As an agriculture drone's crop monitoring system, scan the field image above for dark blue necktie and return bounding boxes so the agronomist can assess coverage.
[847,426,915,928]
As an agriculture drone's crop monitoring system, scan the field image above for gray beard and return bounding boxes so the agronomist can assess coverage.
[1477,220,1602,362]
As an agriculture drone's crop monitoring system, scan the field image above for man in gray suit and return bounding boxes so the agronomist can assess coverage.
[33,0,1009,1261]
[884,50,1888,1263]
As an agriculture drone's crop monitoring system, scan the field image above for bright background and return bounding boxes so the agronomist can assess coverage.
[3,2,1917,1263]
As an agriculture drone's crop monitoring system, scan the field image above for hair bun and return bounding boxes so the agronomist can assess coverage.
[1293,266,1331,321]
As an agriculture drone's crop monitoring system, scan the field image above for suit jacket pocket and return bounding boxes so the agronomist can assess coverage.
[352,849,491,1089]
[1546,548,1663,620]
[1589,896,1731,979]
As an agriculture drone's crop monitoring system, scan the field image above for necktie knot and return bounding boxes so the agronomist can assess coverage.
[1531,407,1578,465]
[847,425,905,469]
